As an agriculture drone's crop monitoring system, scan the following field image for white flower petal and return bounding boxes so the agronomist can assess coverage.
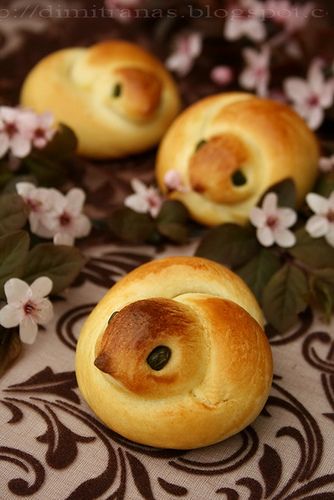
[306,215,329,238]
[306,193,329,214]
[124,193,148,214]
[4,278,30,304]
[257,226,275,247]
[36,299,54,324]
[277,208,297,228]
[66,188,86,214]
[19,316,38,344]
[30,277,53,299]
[130,178,147,195]
[10,134,31,158]
[250,207,267,228]
[16,181,36,198]
[284,78,309,103]
[274,228,296,248]
[0,304,22,328]
[0,106,18,122]
[307,106,324,130]
[71,214,91,238]
[262,192,278,214]
[325,225,334,247]
[53,232,75,246]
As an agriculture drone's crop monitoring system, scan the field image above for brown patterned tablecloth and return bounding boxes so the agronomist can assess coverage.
[1,1,334,499]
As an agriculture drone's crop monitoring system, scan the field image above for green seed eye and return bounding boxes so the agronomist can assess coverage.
[232,170,247,186]
[195,139,207,152]
[147,345,171,371]
[108,311,119,324]
[112,83,122,98]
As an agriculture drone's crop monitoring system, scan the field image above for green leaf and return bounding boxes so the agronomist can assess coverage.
[0,231,30,298]
[237,249,281,301]
[23,155,67,187]
[310,269,334,321]
[108,207,156,244]
[262,264,309,333]
[195,223,260,268]
[314,172,334,198]
[289,229,334,269]
[156,200,189,243]
[40,124,78,159]
[23,244,85,294]
[157,222,188,243]
[157,200,189,225]
[0,193,28,236]
[0,330,22,378]
[0,162,14,190]
[259,178,297,209]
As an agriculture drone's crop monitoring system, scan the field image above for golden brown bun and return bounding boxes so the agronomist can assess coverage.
[156,93,319,225]
[76,256,273,449]
[21,40,181,158]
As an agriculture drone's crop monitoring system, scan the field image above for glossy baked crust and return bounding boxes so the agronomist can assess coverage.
[156,92,319,225]
[76,256,273,449]
[21,40,181,158]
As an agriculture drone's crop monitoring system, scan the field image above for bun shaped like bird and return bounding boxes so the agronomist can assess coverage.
[156,93,319,226]
[76,256,273,449]
[21,40,181,158]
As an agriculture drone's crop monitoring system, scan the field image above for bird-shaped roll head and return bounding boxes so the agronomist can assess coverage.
[21,40,181,158]
[94,298,208,399]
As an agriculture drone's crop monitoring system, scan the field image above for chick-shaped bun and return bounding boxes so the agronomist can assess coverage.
[76,256,273,449]
[156,93,319,226]
[21,40,181,158]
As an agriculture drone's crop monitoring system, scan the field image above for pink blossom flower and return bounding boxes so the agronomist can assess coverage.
[16,182,63,237]
[210,66,234,86]
[166,32,202,77]
[250,192,297,247]
[239,46,271,97]
[284,59,334,130]
[17,183,91,245]
[224,0,266,42]
[319,155,334,173]
[0,277,53,344]
[0,107,32,158]
[306,192,334,247]
[42,188,92,246]
[125,179,162,218]
[30,111,55,149]
[164,170,188,193]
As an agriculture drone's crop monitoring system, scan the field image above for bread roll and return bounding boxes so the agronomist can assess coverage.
[156,93,319,226]
[21,40,181,158]
[76,256,273,449]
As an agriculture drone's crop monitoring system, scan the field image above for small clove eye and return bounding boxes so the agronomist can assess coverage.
[195,139,207,152]
[146,345,171,371]
[112,83,122,98]
[232,170,247,186]
[108,311,119,324]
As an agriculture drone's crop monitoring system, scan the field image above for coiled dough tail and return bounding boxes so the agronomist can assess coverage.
[21,40,181,158]
[76,256,273,449]
[156,93,319,226]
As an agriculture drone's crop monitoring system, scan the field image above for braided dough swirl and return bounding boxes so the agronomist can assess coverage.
[156,93,319,226]
[21,40,181,158]
[76,257,272,449]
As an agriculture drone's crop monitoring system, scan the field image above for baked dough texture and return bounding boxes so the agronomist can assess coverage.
[76,256,273,449]
[21,40,181,158]
[156,92,319,226]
